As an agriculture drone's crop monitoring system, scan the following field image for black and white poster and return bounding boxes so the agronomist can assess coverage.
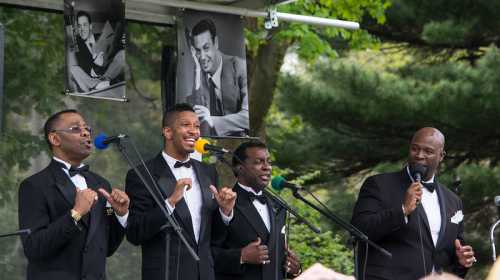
[64,0,126,101]
[176,11,249,137]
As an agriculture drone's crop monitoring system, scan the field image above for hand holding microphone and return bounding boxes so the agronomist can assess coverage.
[404,163,427,215]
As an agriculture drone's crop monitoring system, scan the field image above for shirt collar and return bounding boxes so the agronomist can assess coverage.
[238,182,263,196]
[207,55,223,89]
[162,151,190,169]
[53,156,84,169]
[406,165,434,184]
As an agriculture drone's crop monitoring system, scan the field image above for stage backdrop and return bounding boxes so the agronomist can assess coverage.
[64,0,126,101]
[175,10,249,138]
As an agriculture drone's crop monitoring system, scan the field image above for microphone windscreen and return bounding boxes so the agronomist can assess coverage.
[410,163,427,180]
[271,176,285,191]
[94,133,108,150]
[194,138,209,154]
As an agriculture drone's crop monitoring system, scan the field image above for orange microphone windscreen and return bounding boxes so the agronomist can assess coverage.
[194,138,210,154]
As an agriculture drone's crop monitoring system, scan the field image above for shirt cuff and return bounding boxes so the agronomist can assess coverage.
[165,199,175,214]
[115,211,129,228]
[219,208,234,225]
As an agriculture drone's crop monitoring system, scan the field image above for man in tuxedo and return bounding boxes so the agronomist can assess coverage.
[18,109,129,280]
[125,103,237,280]
[70,11,125,92]
[185,18,249,137]
[351,127,476,280]
[211,140,301,280]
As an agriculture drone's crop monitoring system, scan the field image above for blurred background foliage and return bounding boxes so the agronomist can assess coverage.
[2,0,500,279]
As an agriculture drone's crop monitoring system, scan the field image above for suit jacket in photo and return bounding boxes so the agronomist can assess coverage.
[211,184,288,280]
[18,160,125,280]
[351,169,468,280]
[186,53,249,136]
[125,153,219,280]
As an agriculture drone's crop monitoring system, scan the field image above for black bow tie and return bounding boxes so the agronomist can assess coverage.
[422,182,436,193]
[68,165,90,177]
[247,192,267,204]
[174,160,191,168]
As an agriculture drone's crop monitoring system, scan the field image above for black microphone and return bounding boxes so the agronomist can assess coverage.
[271,176,302,192]
[94,133,128,150]
[410,163,428,183]
[194,138,231,154]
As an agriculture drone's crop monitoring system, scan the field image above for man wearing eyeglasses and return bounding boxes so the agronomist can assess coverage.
[18,109,130,280]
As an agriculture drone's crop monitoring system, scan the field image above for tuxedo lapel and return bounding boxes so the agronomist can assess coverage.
[435,183,448,249]
[235,185,269,242]
[192,160,212,244]
[153,154,197,244]
[51,160,77,208]
[85,172,105,245]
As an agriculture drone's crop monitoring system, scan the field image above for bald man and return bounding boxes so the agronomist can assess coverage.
[351,127,475,280]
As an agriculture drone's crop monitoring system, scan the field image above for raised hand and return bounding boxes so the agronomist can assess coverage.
[73,188,98,216]
[98,188,130,216]
[209,185,236,216]
[167,178,192,207]
[403,182,423,215]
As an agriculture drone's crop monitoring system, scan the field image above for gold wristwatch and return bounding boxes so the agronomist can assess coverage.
[70,209,82,223]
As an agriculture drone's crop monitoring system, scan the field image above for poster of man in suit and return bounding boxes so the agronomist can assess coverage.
[64,0,126,101]
[176,11,249,137]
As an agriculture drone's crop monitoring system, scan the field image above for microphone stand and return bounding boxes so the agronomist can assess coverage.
[491,219,500,262]
[113,138,199,280]
[291,189,392,280]
[0,229,31,238]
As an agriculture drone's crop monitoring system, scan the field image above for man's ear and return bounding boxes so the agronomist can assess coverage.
[440,149,446,161]
[163,127,172,140]
[48,133,60,147]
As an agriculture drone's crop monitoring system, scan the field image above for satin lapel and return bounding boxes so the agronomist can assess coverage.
[235,185,269,242]
[85,172,106,246]
[153,154,196,244]
[435,183,448,249]
[51,161,77,208]
[265,195,277,247]
[192,160,212,244]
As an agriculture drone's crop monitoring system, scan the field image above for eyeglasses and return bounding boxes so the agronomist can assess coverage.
[51,126,92,135]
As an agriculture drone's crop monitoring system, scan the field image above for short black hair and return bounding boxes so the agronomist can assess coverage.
[44,109,79,149]
[191,19,217,43]
[232,140,268,168]
[76,11,92,24]
[162,103,195,128]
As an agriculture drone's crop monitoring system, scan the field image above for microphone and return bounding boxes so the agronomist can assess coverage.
[271,176,302,192]
[410,163,428,183]
[94,133,128,150]
[194,138,230,154]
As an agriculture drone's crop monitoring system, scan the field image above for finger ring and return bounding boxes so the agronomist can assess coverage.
[472,257,477,263]
[287,261,291,266]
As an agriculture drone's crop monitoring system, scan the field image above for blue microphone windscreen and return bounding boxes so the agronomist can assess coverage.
[271,176,285,191]
[94,133,108,150]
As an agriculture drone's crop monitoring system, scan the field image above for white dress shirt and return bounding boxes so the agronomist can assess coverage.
[162,152,232,243]
[53,157,128,227]
[405,166,441,246]
[238,183,271,232]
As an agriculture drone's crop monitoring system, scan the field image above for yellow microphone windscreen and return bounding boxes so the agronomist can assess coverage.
[194,138,209,154]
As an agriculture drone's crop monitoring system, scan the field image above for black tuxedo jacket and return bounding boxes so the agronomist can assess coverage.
[351,169,468,280]
[211,184,288,280]
[18,160,125,280]
[125,153,219,280]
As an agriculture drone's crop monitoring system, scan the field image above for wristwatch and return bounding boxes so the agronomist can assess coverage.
[70,209,82,224]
